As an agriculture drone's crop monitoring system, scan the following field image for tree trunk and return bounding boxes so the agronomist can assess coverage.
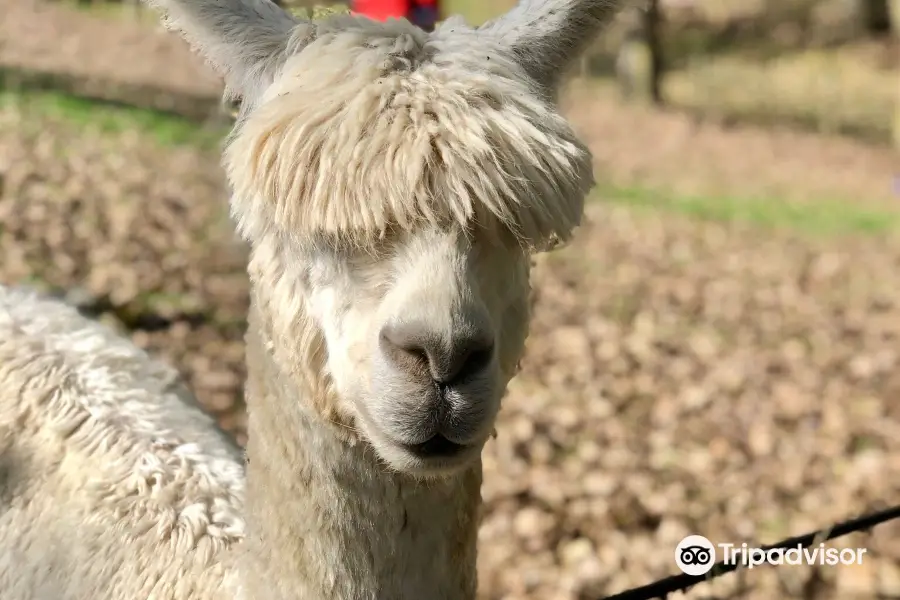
[643,0,663,105]
[856,0,891,33]
[891,0,900,149]
[615,1,664,105]
[894,67,900,149]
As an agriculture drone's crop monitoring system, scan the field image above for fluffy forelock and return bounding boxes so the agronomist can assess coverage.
[225,14,594,252]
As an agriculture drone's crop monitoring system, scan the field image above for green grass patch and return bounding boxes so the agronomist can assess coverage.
[663,46,896,145]
[54,0,158,23]
[0,89,228,149]
[5,90,896,239]
[596,183,900,237]
[63,0,511,27]
[444,0,513,25]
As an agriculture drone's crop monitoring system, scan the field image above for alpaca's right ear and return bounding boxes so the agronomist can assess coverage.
[479,0,631,98]
[145,0,311,103]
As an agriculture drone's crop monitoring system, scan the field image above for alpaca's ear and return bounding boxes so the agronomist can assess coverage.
[479,0,630,97]
[144,0,309,103]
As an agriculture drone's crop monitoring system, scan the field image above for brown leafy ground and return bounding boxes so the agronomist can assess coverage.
[3,93,900,599]
[0,0,220,99]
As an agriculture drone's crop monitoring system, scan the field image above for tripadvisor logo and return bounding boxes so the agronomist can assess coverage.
[675,535,868,575]
[675,535,716,576]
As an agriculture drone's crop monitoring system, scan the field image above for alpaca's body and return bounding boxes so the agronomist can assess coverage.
[0,285,241,600]
[0,286,480,599]
[0,1,628,597]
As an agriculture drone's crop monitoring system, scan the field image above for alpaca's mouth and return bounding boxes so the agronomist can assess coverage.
[403,434,466,459]
[355,404,489,475]
[392,433,482,476]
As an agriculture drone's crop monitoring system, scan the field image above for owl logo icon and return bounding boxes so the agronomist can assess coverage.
[675,535,716,576]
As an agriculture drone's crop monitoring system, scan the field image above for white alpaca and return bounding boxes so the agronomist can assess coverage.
[0,1,627,598]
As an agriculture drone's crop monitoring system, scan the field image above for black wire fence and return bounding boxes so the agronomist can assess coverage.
[599,504,900,600]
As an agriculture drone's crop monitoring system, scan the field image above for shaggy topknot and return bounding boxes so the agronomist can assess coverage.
[226,16,593,252]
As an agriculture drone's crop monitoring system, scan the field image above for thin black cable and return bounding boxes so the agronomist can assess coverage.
[599,503,900,600]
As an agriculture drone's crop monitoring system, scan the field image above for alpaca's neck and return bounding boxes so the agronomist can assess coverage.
[235,305,481,600]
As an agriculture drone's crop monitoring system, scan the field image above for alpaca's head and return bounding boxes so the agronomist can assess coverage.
[150,0,627,476]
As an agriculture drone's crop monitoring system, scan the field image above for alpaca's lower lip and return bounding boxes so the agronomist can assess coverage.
[403,435,466,459]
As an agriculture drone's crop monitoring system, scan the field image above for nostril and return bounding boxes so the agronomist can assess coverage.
[379,325,432,379]
[438,339,494,385]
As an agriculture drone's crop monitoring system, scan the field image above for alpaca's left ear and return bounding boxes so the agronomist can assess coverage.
[479,0,631,98]
[144,0,311,103]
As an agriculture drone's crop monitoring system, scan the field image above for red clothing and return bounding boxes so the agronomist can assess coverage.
[351,0,439,29]
[352,0,408,21]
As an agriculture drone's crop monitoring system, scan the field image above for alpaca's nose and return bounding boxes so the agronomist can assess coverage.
[379,322,494,385]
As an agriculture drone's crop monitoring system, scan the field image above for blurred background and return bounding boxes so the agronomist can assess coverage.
[1,0,899,598]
